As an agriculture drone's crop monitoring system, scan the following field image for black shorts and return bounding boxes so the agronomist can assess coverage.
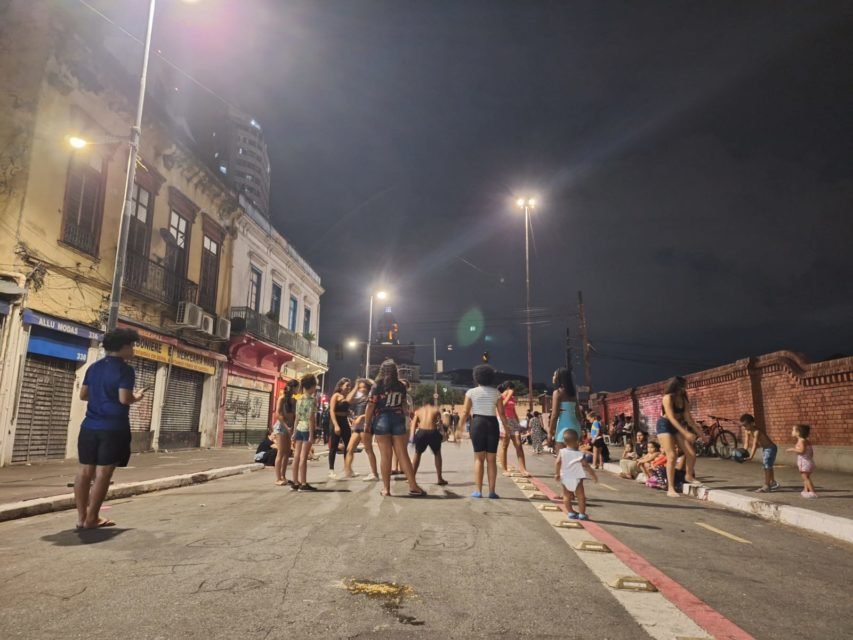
[414,429,442,455]
[592,437,606,450]
[470,415,500,453]
[78,428,131,467]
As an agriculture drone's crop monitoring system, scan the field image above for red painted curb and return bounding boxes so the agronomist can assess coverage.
[528,475,755,640]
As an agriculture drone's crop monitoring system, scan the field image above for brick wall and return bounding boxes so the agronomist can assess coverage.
[596,351,853,448]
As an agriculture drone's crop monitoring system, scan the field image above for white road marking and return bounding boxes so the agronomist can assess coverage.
[528,496,712,639]
[596,482,618,492]
[695,522,752,544]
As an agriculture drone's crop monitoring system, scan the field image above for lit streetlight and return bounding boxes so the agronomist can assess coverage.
[364,290,387,378]
[516,196,536,410]
[68,136,88,150]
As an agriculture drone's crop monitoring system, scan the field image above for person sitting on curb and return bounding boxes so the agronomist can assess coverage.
[619,431,649,479]
[636,441,661,480]
[740,413,779,493]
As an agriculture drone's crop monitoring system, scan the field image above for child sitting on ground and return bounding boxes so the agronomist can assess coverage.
[555,429,598,521]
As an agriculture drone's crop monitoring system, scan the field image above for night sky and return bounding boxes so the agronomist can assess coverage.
[91,0,853,390]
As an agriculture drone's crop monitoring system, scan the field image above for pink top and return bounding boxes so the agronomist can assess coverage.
[503,394,517,419]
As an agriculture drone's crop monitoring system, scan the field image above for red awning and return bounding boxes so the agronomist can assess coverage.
[228,335,295,377]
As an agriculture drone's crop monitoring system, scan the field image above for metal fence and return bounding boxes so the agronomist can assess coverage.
[230,306,328,366]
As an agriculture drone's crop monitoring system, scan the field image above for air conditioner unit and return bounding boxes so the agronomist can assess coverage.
[201,313,215,335]
[176,301,204,329]
[215,317,232,340]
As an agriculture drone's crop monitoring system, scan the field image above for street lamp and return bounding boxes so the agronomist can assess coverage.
[365,290,387,378]
[68,136,88,150]
[516,196,536,411]
[97,0,159,332]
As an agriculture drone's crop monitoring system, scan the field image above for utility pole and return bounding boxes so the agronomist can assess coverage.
[433,337,438,406]
[578,290,592,395]
[565,326,572,372]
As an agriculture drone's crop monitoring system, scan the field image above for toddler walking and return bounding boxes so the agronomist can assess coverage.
[555,429,598,521]
[788,424,817,498]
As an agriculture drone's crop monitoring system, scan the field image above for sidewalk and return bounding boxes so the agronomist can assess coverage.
[602,454,853,544]
[0,448,260,505]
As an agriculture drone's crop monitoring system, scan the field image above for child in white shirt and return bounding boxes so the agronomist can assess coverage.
[554,429,598,520]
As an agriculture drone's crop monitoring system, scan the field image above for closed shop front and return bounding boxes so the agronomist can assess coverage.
[12,311,101,463]
[160,367,206,450]
[128,357,158,451]
[223,375,272,446]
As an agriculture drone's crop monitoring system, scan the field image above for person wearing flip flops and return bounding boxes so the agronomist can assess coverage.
[555,429,598,521]
[74,329,145,529]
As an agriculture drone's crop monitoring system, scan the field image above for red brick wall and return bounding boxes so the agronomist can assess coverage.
[597,351,853,448]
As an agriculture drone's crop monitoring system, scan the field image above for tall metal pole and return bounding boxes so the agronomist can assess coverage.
[524,204,534,412]
[433,337,438,406]
[107,0,156,332]
[365,294,374,379]
[578,290,592,394]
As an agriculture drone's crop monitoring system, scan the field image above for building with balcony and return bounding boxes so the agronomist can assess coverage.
[225,195,328,445]
[0,1,241,464]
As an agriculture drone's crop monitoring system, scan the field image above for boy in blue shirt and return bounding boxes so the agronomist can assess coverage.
[74,329,144,529]
[587,411,605,469]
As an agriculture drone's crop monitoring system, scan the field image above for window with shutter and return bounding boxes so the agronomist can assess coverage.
[61,157,104,256]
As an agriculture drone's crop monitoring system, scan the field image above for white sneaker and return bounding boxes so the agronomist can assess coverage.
[328,471,338,479]
[362,473,378,482]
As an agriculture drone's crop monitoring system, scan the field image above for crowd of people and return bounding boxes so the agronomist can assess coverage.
[256,363,821,515]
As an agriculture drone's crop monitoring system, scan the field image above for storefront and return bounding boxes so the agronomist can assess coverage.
[12,310,100,463]
[119,322,224,452]
[226,335,295,447]
[223,375,273,446]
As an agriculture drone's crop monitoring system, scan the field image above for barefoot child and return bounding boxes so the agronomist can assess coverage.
[291,374,318,492]
[740,413,779,493]
[555,430,598,521]
[788,424,817,498]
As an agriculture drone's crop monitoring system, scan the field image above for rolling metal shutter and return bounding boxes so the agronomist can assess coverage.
[223,385,271,445]
[12,355,76,462]
[129,357,157,432]
[160,368,204,433]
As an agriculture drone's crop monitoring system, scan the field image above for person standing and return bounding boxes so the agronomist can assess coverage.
[788,424,817,498]
[740,413,779,493]
[291,374,318,491]
[555,430,598,520]
[344,379,378,480]
[497,383,531,477]
[588,412,605,469]
[529,411,546,454]
[547,367,582,452]
[441,409,452,441]
[328,378,353,479]
[74,329,145,529]
[272,380,297,486]
[364,360,424,497]
[457,365,508,499]
[411,401,448,485]
[655,376,699,497]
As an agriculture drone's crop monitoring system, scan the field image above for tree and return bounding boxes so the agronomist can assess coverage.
[410,383,464,407]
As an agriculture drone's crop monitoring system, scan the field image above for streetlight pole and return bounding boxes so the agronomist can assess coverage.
[364,290,386,379]
[517,198,536,412]
[106,0,156,331]
[365,294,374,379]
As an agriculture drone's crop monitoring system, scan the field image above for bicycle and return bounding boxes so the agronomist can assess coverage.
[693,415,739,459]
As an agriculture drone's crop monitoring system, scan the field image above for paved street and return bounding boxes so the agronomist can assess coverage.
[1,443,851,640]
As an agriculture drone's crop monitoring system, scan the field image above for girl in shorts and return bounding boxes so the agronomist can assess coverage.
[555,429,598,520]
[291,374,318,492]
[788,424,817,498]
[344,379,379,480]
[655,376,699,497]
[497,383,531,477]
[457,364,508,499]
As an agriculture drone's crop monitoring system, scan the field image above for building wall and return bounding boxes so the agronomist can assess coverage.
[230,208,322,340]
[594,351,853,471]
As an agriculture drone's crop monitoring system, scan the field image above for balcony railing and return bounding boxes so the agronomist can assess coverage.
[61,222,99,256]
[230,306,328,366]
[124,252,198,308]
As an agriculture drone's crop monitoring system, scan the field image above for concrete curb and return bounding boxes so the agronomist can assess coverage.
[0,463,263,523]
[600,462,853,545]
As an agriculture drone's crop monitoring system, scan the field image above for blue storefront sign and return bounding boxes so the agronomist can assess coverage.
[22,310,102,363]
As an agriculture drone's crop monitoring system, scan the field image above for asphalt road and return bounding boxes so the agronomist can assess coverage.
[0,443,850,639]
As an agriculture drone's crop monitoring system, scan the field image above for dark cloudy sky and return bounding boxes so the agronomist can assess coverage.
[93,0,853,390]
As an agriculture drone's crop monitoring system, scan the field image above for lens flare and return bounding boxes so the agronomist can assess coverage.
[457,308,484,347]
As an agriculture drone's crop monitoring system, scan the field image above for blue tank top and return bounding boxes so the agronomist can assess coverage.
[556,401,581,434]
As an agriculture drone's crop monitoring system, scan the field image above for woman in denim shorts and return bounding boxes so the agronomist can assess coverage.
[364,360,425,497]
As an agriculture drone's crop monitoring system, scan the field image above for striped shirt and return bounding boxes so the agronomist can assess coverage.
[466,386,500,416]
